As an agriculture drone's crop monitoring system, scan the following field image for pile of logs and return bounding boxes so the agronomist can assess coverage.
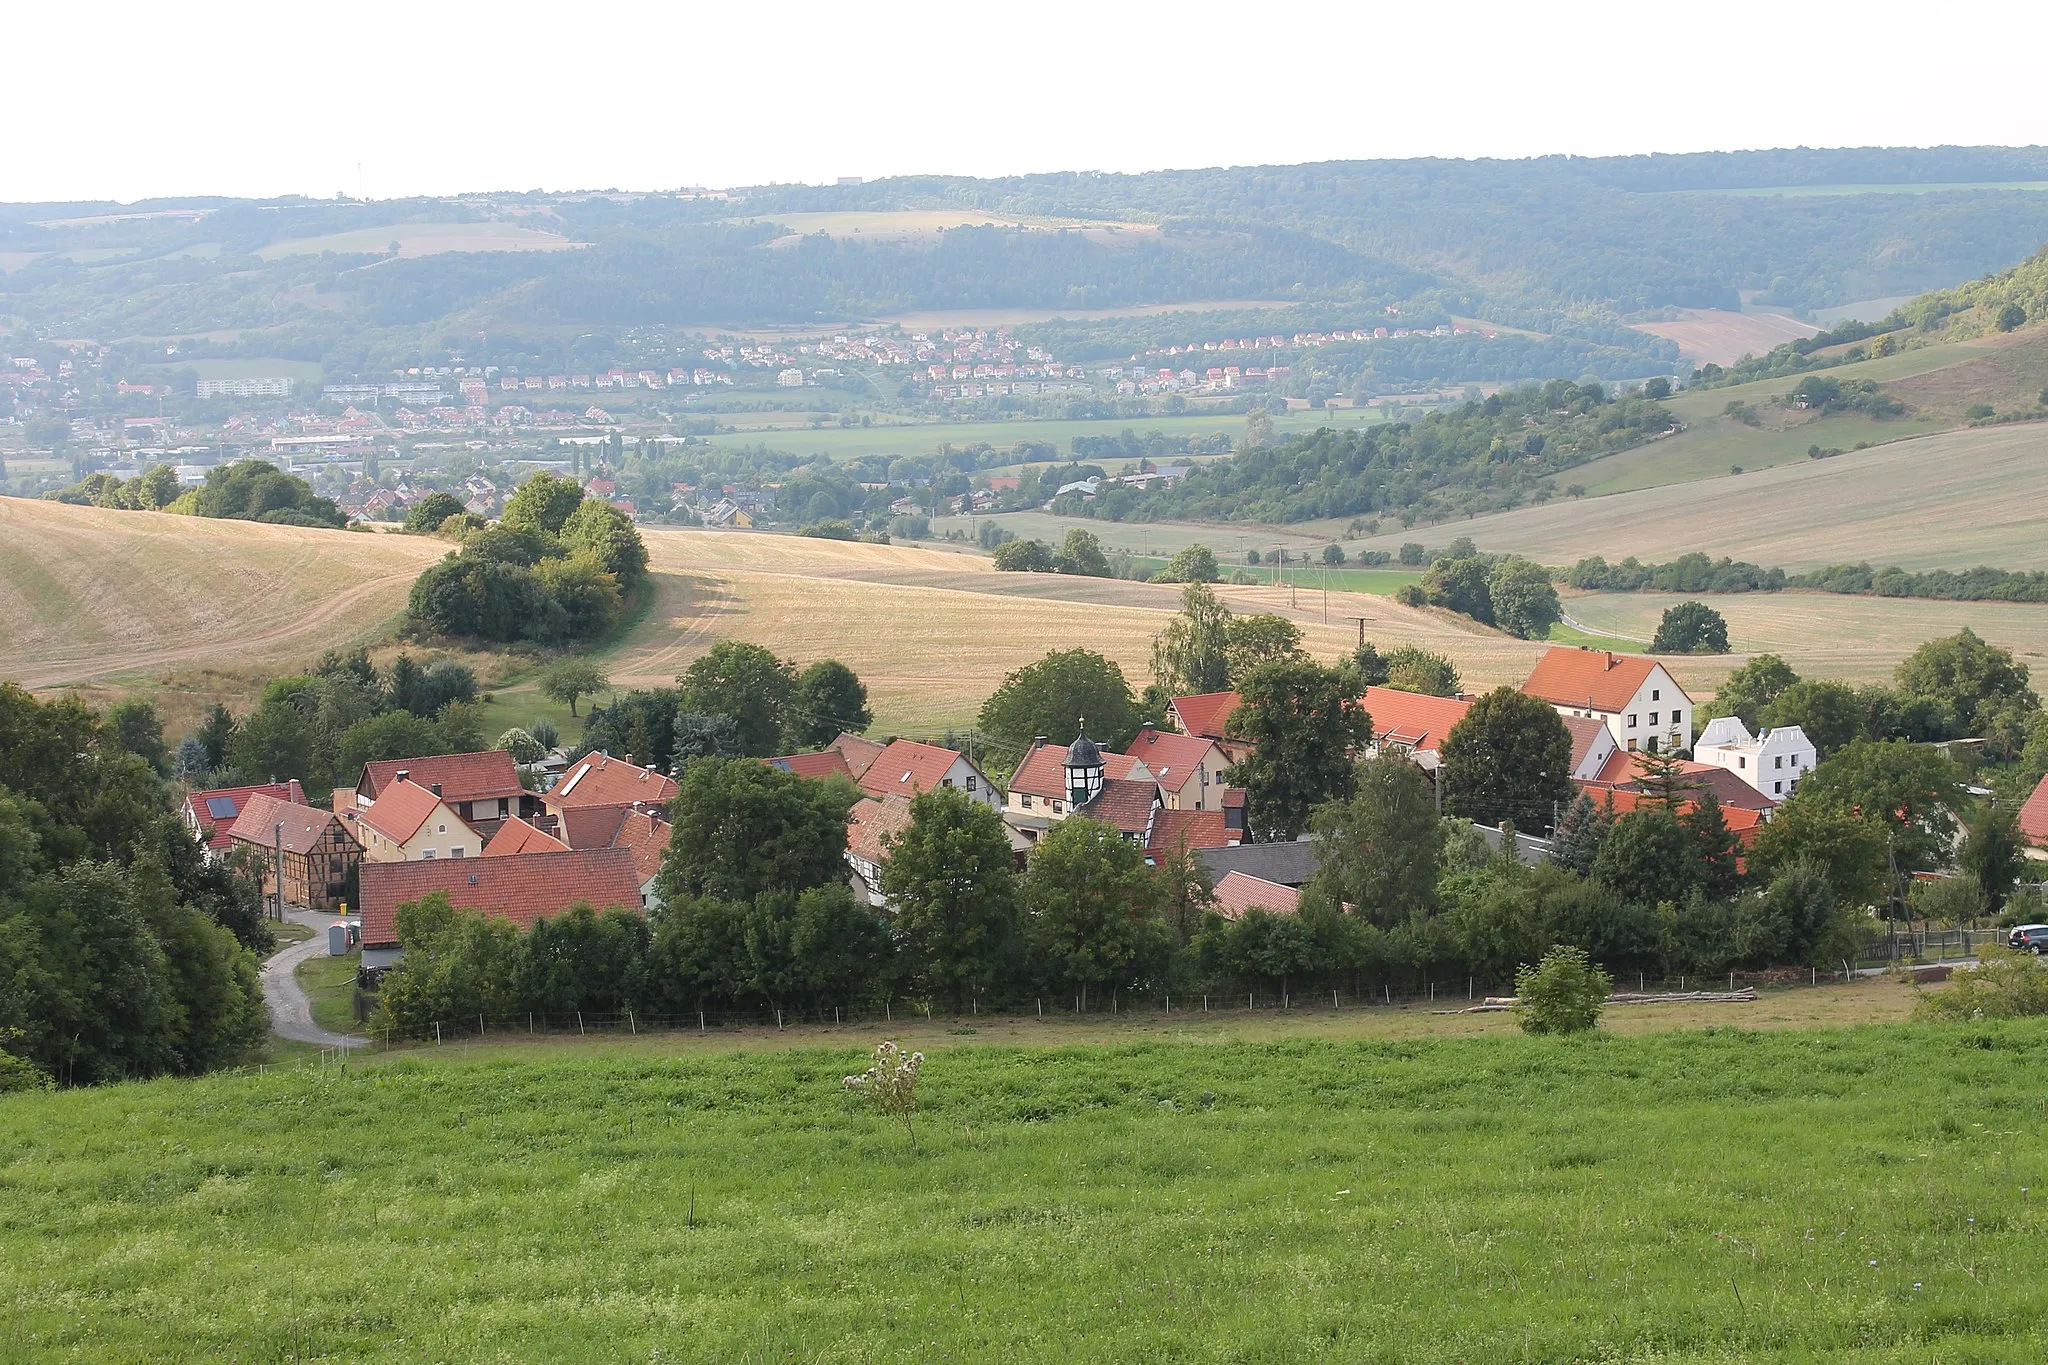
[1451,987,1757,1014]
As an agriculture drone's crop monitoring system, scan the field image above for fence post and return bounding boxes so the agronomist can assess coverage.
[776,1009,783,1029]
[1165,994,1170,1014]
[835,1006,841,1025]
[1037,998,1042,1016]
[479,1014,486,1039]
[578,1011,584,1036]
[1246,992,1251,1011]
[1384,984,1390,1005]
[628,1010,636,1035]
[699,1010,705,1033]
[1332,989,1338,1009]
[434,1021,441,1045]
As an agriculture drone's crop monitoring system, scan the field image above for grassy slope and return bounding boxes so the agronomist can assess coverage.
[1342,421,2048,575]
[6,1008,2047,1361]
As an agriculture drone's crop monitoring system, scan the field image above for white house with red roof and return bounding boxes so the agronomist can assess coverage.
[1521,646,1694,755]
[1123,726,1232,811]
[346,751,534,835]
[1360,687,1470,774]
[356,778,481,863]
[542,754,679,849]
[1690,717,1816,802]
[1006,737,1151,830]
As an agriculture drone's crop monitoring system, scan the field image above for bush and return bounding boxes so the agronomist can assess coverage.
[1914,946,2048,1020]
[801,520,858,541]
[1515,946,1612,1034]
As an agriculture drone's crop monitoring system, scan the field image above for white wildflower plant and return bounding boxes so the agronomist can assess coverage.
[844,1041,924,1154]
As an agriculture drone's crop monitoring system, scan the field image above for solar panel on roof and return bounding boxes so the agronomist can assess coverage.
[205,796,239,820]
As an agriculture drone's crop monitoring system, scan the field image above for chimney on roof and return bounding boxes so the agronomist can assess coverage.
[1605,652,1617,669]
[395,769,410,784]
[430,783,442,797]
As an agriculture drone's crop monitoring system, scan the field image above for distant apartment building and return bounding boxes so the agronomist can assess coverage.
[197,376,295,399]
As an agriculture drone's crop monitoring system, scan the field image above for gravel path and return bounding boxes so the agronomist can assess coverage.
[261,909,365,1049]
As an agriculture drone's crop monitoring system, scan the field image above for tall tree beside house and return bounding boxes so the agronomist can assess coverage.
[1682,791,1746,900]
[1548,792,1611,875]
[1745,793,1888,910]
[1023,815,1172,1010]
[1308,754,1443,930]
[1380,645,1461,698]
[1893,627,2038,736]
[1760,679,1863,759]
[881,788,1022,1012]
[1708,653,1799,727]
[1437,687,1575,833]
[1225,659,1373,841]
[1591,807,1696,908]
[788,660,873,751]
[1151,583,1233,695]
[676,641,797,757]
[1800,739,1964,894]
[107,699,171,777]
[656,757,858,905]
[1152,834,1218,938]
[1958,797,2027,914]
[978,649,1141,771]
[1223,615,1306,684]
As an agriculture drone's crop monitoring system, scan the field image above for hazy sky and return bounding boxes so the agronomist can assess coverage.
[13,0,2048,203]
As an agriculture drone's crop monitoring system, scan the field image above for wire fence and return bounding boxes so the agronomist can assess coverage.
[323,960,1935,1056]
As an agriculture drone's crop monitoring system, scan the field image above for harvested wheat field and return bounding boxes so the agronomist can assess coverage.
[1352,422,2048,573]
[0,500,445,691]
[1628,308,1820,366]
[1566,590,2048,688]
[620,528,1547,731]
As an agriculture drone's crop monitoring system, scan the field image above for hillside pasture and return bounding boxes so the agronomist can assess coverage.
[1346,422,2048,573]
[5,1017,2047,1360]
[1630,308,1819,365]
[255,222,587,260]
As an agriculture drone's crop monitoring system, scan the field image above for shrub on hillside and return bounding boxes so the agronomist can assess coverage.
[1515,946,1612,1034]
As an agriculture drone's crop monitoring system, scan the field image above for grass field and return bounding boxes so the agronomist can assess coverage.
[255,222,586,260]
[8,997,2048,1360]
[296,950,361,1037]
[1345,422,2048,574]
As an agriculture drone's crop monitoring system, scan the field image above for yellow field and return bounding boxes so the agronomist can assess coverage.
[0,499,444,693]
[255,222,586,260]
[1565,590,2048,687]
[1347,422,2048,572]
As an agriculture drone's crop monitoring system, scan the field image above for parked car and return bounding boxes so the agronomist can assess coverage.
[2007,924,2048,953]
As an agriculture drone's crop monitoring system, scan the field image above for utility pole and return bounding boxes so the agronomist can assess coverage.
[1322,563,1329,622]
[1348,616,1368,651]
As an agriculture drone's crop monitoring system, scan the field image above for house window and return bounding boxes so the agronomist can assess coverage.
[1627,739,1638,752]
[1649,712,1659,726]
[1020,794,1034,810]
[942,778,954,788]
[498,799,509,817]
[1652,688,1661,700]
[420,849,436,859]
[1738,756,1746,769]
[437,823,446,833]
[1774,780,1783,795]
[451,847,464,859]
[1052,800,1064,814]
[1774,755,1783,769]
[1627,714,1638,728]
[966,776,977,793]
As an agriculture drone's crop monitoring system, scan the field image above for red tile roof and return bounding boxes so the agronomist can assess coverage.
[828,733,887,780]
[1562,714,1611,775]
[483,816,569,857]
[847,794,916,865]
[1584,751,1771,807]
[226,792,348,856]
[1123,727,1217,795]
[1522,647,1664,713]
[557,805,632,850]
[1010,740,1147,800]
[610,807,672,885]
[2019,775,2048,846]
[1075,776,1159,837]
[360,779,451,844]
[359,750,524,805]
[1171,691,1241,741]
[768,750,854,782]
[1212,870,1300,919]
[857,739,971,801]
[1144,807,1233,860]
[1590,786,1766,842]
[547,753,678,810]
[359,848,646,948]
[186,781,306,851]
[1362,687,1470,755]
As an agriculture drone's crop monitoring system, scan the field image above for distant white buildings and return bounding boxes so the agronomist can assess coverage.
[198,376,295,399]
[1691,718,1816,801]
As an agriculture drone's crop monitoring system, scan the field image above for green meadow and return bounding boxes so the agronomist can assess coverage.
[6,1020,2048,1360]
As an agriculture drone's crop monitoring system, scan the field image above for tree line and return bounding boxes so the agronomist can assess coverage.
[50,458,346,529]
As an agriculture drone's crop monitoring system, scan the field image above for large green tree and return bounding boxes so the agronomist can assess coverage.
[1487,557,1561,640]
[1591,808,1695,908]
[677,642,797,757]
[1225,660,1373,840]
[1708,653,1798,728]
[1650,601,1730,655]
[1308,755,1443,928]
[1024,816,1171,1009]
[500,471,585,535]
[788,660,872,750]
[1800,739,1963,888]
[656,758,857,904]
[1745,794,1888,909]
[881,788,1022,1011]
[1438,688,1575,833]
[978,648,1139,771]
[1761,679,1863,759]
[1150,583,1233,694]
[1894,627,2037,735]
